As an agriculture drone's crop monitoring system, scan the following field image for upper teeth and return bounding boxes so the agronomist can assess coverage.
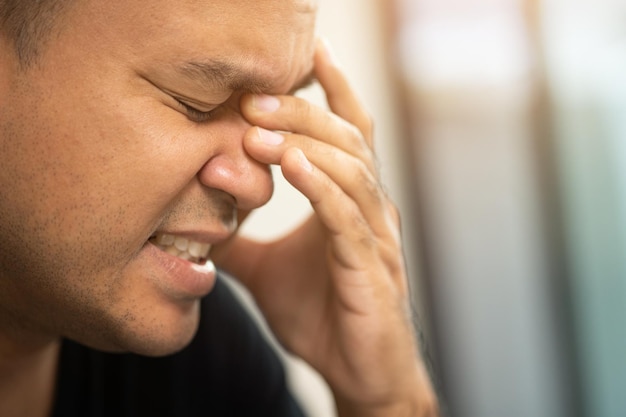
[152,233,211,264]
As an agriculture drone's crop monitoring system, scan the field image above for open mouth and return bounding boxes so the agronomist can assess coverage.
[149,233,211,265]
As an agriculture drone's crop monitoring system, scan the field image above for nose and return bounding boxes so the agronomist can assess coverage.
[197,116,274,212]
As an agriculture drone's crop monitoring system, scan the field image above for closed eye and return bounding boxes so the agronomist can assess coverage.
[175,99,216,123]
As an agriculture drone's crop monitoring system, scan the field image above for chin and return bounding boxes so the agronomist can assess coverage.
[133,310,201,357]
[87,300,202,357]
[127,329,198,357]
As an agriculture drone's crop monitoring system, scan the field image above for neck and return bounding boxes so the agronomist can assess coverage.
[0,315,61,417]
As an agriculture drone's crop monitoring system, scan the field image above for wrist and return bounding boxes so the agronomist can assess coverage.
[333,366,440,417]
[335,393,439,417]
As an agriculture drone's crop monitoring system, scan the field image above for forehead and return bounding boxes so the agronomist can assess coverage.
[60,0,318,92]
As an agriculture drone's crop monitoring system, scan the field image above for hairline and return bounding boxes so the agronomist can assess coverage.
[0,0,75,69]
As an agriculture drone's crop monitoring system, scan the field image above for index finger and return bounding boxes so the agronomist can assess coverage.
[315,38,374,148]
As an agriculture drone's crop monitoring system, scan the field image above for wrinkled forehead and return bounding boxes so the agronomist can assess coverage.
[69,0,319,41]
[172,0,320,91]
[53,0,319,91]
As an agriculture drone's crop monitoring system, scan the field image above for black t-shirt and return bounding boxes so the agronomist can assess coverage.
[52,275,306,417]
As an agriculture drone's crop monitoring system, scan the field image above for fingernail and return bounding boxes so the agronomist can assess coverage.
[252,94,280,113]
[256,127,284,145]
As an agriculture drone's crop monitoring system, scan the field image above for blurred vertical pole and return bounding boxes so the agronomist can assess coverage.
[524,0,585,415]
[391,0,571,416]
[539,1,626,416]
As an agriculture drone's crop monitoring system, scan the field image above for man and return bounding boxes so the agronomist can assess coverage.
[0,0,438,415]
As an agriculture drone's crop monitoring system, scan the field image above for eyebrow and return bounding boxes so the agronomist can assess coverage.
[177,59,316,95]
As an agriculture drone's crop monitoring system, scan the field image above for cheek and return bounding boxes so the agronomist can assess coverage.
[0,88,195,279]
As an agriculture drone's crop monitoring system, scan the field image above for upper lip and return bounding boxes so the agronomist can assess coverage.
[149,229,235,245]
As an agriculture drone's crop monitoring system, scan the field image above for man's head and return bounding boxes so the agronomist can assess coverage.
[0,0,317,355]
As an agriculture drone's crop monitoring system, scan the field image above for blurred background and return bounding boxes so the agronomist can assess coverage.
[237,0,626,416]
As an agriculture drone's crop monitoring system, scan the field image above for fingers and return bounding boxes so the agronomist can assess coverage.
[281,148,370,267]
[243,94,376,174]
[240,38,402,274]
[314,39,374,148]
[279,146,399,276]
[246,127,394,241]
[241,39,375,166]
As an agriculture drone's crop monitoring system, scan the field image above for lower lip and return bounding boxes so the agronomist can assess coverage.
[144,242,217,300]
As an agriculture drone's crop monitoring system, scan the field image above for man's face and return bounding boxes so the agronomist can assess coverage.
[0,0,316,354]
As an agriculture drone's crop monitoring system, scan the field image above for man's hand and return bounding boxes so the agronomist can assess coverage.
[214,40,438,417]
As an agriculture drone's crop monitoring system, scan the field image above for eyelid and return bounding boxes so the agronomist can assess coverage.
[157,84,222,110]
[174,99,216,123]
[171,94,217,112]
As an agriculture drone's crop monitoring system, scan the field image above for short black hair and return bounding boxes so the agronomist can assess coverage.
[0,0,72,67]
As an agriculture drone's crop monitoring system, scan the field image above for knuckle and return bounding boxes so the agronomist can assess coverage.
[353,159,382,199]
[316,142,341,164]
[387,200,401,225]
[359,232,377,251]
[382,199,403,243]
[361,112,374,135]
[348,121,368,150]
[351,212,376,247]
[325,175,346,203]
[336,116,366,148]
[340,198,372,235]
[343,120,377,168]
[293,99,313,121]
